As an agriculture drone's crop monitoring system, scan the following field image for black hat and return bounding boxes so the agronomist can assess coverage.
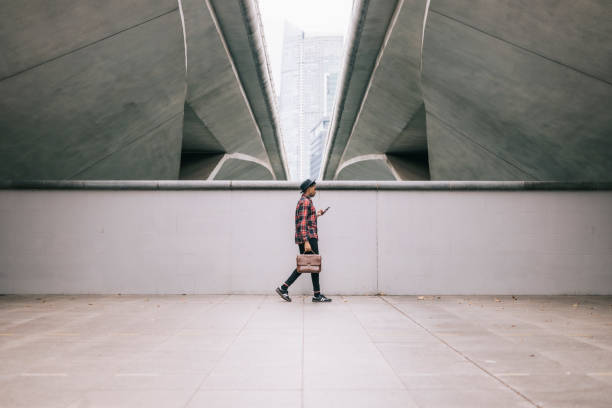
[300,179,316,192]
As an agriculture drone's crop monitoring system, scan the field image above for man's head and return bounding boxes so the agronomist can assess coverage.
[300,179,316,197]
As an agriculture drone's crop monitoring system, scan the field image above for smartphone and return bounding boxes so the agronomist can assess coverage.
[323,206,330,214]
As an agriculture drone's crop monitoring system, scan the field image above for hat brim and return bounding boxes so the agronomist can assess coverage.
[301,180,316,192]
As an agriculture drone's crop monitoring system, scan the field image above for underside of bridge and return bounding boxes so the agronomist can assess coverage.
[322,0,612,181]
[1,1,610,182]
[0,0,288,181]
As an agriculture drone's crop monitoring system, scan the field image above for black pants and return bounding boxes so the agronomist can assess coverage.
[284,238,320,293]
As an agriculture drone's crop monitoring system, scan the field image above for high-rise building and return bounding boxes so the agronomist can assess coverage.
[279,23,343,180]
[323,72,339,117]
[310,117,330,179]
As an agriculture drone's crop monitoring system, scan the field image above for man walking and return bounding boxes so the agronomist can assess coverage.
[276,179,332,302]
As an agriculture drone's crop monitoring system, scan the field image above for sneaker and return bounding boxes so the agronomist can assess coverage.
[312,294,332,302]
[276,287,291,302]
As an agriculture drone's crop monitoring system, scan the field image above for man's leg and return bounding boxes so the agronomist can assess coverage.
[309,239,331,302]
[281,243,305,290]
[311,273,320,296]
[281,268,301,291]
[308,239,321,297]
[276,244,305,301]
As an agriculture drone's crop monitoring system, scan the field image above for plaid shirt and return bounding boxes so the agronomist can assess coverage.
[295,194,318,244]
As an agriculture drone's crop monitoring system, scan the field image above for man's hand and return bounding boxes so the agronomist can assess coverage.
[317,209,325,217]
[304,241,312,253]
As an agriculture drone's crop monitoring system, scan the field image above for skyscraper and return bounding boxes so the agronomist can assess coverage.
[310,117,330,180]
[279,23,343,180]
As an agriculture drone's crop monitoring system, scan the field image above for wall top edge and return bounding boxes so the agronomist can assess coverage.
[1,180,612,191]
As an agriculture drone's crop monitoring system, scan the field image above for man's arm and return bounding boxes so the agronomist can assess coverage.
[296,199,309,245]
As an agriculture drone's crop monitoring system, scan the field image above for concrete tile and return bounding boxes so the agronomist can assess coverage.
[470,350,566,375]
[187,303,261,330]
[97,371,207,390]
[349,310,419,330]
[304,342,404,389]
[303,305,371,343]
[0,372,107,394]
[303,325,370,344]
[1,295,612,407]
[245,303,303,330]
[66,389,193,408]
[399,373,503,390]
[160,330,237,352]
[538,349,612,372]
[221,294,266,303]
[120,349,223,373]
[0,386,81,408]
[503,334,605,352]
[377,343,479,376]
[502,373,609,393]
[403,359,481,376]
[408,387,534,408]
[436,333,529,352]
[587,372,612,386]
[186,390,301,408]
[201,341,302,390]
[377,342,465,362]
[304,389,418,408]
[235,327,302,344]
[365,328,438,343]
[525,388,612,408]
[340,295,386,304]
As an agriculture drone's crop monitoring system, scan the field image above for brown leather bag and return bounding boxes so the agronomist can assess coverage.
[296,254,321,273]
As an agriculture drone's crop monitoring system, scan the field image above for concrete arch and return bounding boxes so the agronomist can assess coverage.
[421,0,612,180]
[336,154,398,181]
[209,153,275,181]
[0,0,288,181]
[322,0,431,181]
[0,0,187,180]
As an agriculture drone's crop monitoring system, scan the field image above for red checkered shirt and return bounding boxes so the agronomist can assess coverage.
[295,194,318,244]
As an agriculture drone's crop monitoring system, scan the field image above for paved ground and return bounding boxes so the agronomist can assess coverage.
[1,294,611,407]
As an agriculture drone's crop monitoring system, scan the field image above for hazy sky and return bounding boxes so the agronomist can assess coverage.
[258,0,354,95]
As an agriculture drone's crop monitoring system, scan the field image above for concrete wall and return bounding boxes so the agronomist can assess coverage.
[180,0,284,181]
[328,0,431,181]
[323,0,612,182]
[422,0,612,180]
[0,0,186,180]
[0,0,288,181]
[1,183,610,295]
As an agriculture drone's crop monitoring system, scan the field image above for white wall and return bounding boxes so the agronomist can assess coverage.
[1,188,611,294]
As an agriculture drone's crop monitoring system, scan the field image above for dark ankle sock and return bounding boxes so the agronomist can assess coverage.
[314,291,320,298]
[281,284,289,291]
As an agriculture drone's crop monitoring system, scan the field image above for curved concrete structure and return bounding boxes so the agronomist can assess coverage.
[0,0,186,180]
[209,0,288,180]
[323,0,612,181]
[0,0,288,181]
[421,0,612,181]
[181,0,286,180]
[322,0,431,181]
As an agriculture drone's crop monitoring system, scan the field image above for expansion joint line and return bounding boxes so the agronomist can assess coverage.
[301,295,305,408]
[182,295,267,408]
[0,8,179,83]
[345,297,409,391]
[323,0,371,179]
[429,9,612,87]
[69,110,183,179]
[379,296,542,408]
[427,111,538,181]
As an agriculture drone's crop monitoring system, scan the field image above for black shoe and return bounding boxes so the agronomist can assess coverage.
[276,287,291,302]
[312,294,332,302]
